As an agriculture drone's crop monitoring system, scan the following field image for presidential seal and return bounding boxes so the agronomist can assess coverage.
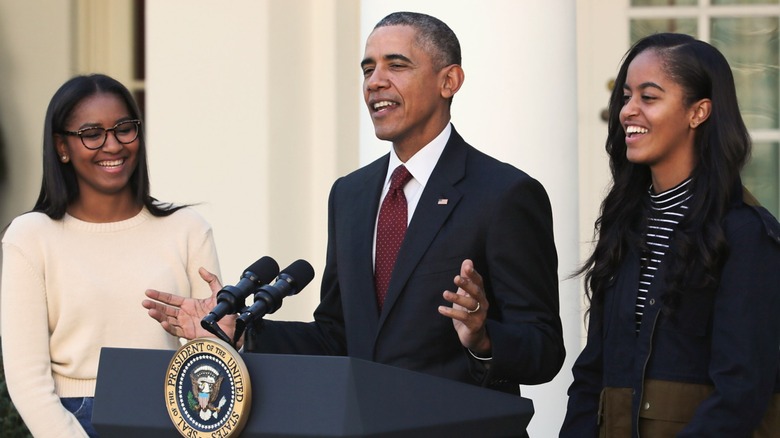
[164,338,251,438]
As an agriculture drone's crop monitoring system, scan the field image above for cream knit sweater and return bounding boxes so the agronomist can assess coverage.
[1,207,220,437]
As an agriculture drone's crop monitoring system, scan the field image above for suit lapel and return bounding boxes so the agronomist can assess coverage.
[342,157,387,342]
[378,130,468,325]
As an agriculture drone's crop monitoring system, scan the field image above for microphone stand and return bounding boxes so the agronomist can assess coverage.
[201,317,235,348]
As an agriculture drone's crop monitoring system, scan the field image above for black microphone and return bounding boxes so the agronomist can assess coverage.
[201,256,279,343]
[233,259,315,341]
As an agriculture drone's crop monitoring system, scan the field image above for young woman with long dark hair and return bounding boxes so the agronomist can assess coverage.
[561,33,780,436]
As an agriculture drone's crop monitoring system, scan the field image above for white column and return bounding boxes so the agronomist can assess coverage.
[146,0,273,290]
[145,0,360,320]
[359,2,579,436]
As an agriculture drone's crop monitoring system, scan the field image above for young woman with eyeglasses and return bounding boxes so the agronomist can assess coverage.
[0,74,221,437]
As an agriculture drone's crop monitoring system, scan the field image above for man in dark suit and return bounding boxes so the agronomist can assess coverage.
[144,11,564,393]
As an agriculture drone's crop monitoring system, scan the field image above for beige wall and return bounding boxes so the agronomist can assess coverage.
[0,1,74,228]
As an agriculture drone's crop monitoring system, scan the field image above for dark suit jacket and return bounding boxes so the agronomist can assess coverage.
[246,127,565,390]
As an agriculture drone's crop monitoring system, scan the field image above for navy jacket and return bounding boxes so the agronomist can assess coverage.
[245,127,565,390]
[561,191,780,436]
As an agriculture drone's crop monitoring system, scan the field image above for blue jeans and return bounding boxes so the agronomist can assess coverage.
[60,397,98,437]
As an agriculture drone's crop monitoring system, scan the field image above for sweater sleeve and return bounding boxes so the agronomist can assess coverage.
[183,209,221,299]
[1,243,89,438]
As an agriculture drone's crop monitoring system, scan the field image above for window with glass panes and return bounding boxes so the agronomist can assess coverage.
[629,0,780,217]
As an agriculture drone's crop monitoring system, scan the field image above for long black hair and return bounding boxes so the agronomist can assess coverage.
[33,74,185,219]
[581,33,750,314]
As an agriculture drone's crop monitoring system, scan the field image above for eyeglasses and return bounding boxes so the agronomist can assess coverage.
[62,119,142,150]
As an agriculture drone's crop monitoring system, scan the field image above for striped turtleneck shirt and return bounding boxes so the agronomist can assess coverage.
[636,178,692,333]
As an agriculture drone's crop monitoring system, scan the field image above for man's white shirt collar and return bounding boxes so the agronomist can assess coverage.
[384,123,451,190]
[373,123,451,265]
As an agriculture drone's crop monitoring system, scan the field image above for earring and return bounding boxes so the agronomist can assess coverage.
[61,155,68,162]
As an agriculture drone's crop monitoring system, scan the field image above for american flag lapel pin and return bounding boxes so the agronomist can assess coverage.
[437,198,448,205]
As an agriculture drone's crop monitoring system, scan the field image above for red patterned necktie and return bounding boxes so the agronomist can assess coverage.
[374,165,413,310]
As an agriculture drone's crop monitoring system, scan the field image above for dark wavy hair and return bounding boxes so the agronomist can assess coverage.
[581,33,750,315]
[33,74,184,219]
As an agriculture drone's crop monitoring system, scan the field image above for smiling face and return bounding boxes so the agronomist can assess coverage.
[56,92,139,203]
[620,49,710,190]
[361,25,461,160]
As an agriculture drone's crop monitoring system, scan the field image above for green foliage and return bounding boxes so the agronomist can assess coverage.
[188,390,198,412]
[0,337,32,437]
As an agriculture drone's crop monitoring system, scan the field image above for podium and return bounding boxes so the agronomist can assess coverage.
[93,347,533,437]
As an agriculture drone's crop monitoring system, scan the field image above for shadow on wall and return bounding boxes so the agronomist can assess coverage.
[0,10,30,434]
[0,117,6,217]
[0,122,29,436]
